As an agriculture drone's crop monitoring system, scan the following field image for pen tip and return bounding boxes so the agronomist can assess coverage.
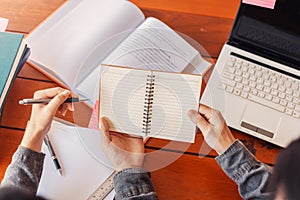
[58,169,63,176]
[19,100,24,105]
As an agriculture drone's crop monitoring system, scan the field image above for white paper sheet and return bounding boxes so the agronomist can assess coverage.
[0,17,8,32]
[37,121,114,200]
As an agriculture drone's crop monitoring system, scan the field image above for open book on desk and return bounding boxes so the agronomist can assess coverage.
[99,65,202,143]
[26,0,212,106]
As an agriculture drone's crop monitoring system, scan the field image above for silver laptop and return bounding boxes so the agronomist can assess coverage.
[201,0,300,148]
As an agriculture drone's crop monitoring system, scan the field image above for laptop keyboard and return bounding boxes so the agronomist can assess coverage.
[220,55,300,118]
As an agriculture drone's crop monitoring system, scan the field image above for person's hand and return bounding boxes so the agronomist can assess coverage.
[100,118,145,171]
[21,87,74,152]
[188,104,236,154]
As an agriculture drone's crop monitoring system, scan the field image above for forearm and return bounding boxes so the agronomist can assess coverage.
[114,168,158,200]
[1,146,45,195]
[21,121,45,153]
[216,140,272,199]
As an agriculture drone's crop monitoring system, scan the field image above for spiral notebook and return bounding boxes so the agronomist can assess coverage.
[99,65,202,143]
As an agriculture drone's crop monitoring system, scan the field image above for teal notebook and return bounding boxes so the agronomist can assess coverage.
[0,32,27,114]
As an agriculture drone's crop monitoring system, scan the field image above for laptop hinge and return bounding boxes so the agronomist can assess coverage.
[227,39,240,48]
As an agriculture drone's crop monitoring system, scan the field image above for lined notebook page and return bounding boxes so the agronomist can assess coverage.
[149,72,202,143]
[99,66,148,137]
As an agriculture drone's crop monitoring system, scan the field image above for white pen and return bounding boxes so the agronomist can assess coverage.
[44,135,63,176]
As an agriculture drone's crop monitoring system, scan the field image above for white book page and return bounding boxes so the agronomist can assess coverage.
[75,66,100,105]
[102,17,199,72]
[37,121,115,200]
[99,66,148,136]
[149,72,202,143]
[27,0,144,88]
[76,17,207,104]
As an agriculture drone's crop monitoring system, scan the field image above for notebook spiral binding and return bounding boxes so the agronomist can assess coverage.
[142,74,155,134]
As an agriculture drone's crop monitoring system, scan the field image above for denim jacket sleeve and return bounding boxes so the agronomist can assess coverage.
[215,140,273,199]
[0,145,45,195]
[113,168,158,200]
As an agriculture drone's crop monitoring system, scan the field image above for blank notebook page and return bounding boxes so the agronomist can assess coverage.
[100,65,202,142]
[100,66,147,137]
[149,71,201,143]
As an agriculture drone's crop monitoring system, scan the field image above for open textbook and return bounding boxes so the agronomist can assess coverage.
[27,0,212,105]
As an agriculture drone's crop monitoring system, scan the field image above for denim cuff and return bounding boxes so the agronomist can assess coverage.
[12,146,45,179]
[113,168,158,200]
[215,140,259,183]
[1,146,45,194]
[15,145,46,163]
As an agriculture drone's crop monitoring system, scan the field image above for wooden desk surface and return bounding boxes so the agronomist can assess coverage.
[0,0,281,199]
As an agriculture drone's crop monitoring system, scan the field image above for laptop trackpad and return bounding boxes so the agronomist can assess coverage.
[241,104,280,138]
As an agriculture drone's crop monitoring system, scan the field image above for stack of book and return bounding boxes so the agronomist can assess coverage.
[0,32,30,116]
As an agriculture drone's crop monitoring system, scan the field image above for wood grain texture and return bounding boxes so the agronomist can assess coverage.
[0,0,65,33]
[142,8,234,58]
[132,0,240,19]
[146,129,280,165]
[17,63,54,82]
[0,128,24,181]
[145,149,242,200]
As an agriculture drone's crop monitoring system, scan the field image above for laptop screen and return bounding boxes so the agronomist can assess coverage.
[229,0,300,69]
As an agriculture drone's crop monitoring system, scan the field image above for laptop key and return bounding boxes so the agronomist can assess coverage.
[286,109,293,115]
[225,66,235,74]
[293,111,300,118]
[248,94,285,112]
[227,61,234,67]
[265,94,272,101]
[287,102,295,109]
[222,79,236,87]
[280,99,287,106]
[293,91,300,98]
[241,92,249,98]
[223,72,235,80]
[295,105,300,112]
[226,86,234,93]
[272,97,280,104]
[278,92,286,99]
[243,86,251,92]
[236,83,243,90]
[233,88,241,96]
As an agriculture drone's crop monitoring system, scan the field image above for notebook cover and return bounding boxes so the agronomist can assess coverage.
[0,32,24,113]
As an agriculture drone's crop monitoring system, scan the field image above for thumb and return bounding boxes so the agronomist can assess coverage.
[100,118,111,141]
[47,90,70,114]
[188,110,210,133]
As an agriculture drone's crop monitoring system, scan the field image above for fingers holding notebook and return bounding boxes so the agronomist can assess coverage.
[188,104,236,154]
[99,117,145,172]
